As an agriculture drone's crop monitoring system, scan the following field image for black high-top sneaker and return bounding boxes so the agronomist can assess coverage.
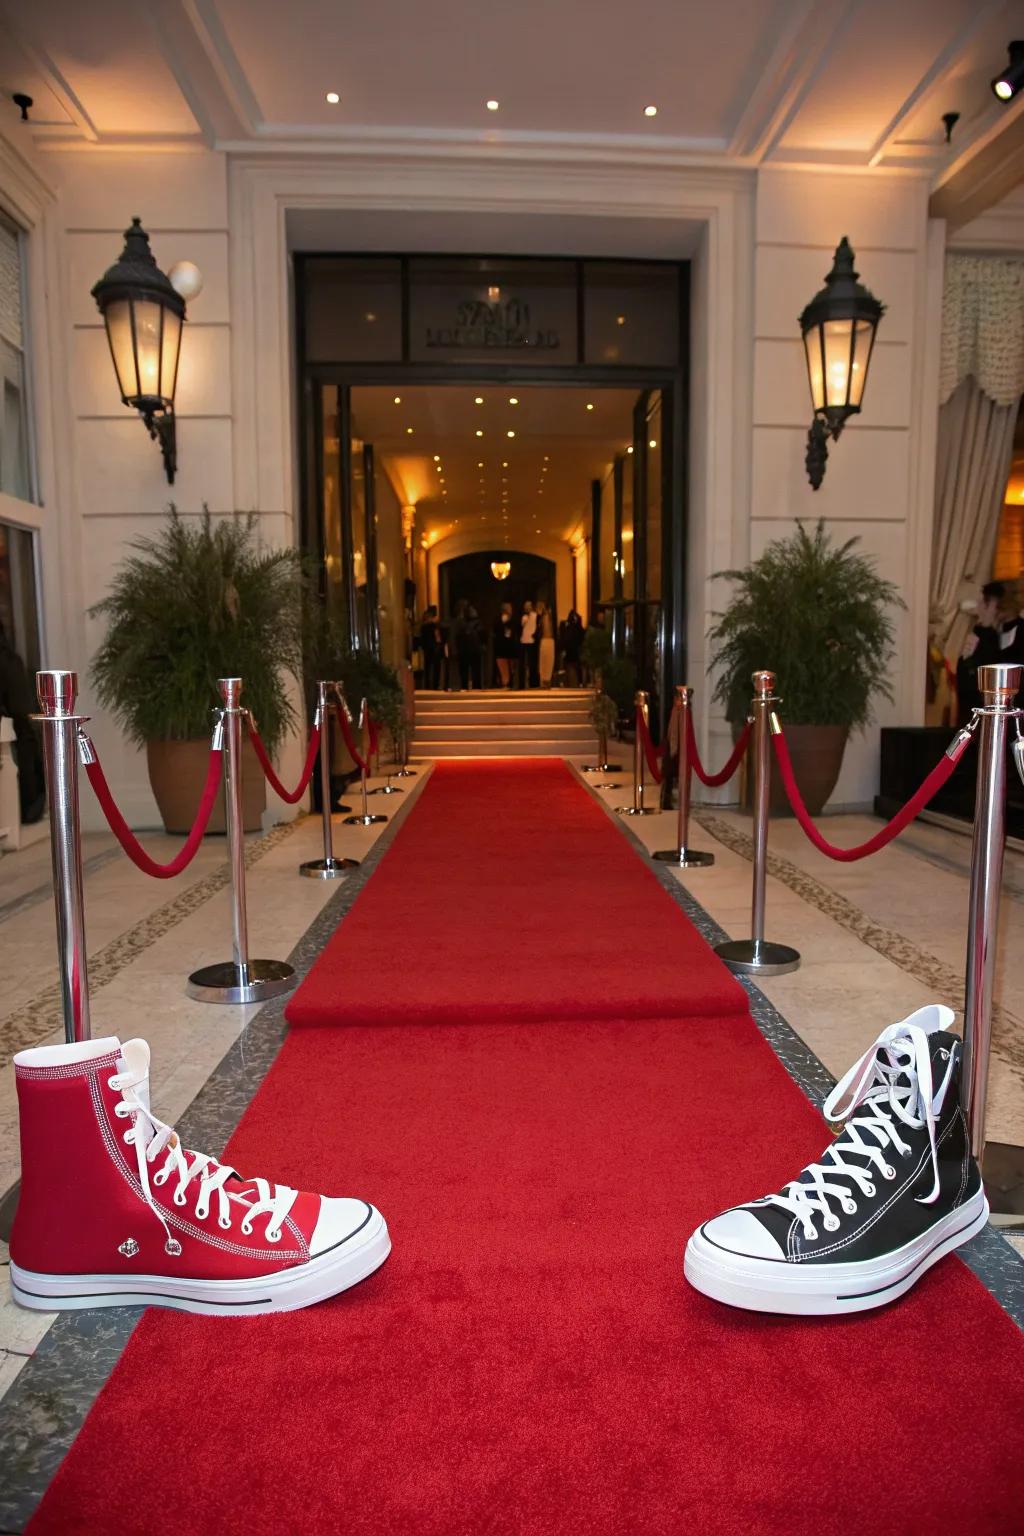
[684,1005,989,1315]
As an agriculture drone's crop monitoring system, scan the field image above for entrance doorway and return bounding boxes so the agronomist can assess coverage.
[297,253,688,727]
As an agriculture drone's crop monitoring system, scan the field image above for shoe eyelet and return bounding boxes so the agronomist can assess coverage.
[152,1170,168,1187]
[218,1215,231,1231]
[107,1076,121,1091]
[883,1164,896,1180]
[804,1226,818,1242]
[113,1103,127,1118]
[122,1130,134,1144]
[823,1215,840,1232]
[266,1228,282,1244]
[172,1190,187,1207]
[240,1221,253,1236]
[195,1206,209,1222]
[863,1182,876,1198]
[842,1200,857,1215]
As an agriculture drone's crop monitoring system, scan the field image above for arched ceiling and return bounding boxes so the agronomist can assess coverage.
[4,0,1024,200]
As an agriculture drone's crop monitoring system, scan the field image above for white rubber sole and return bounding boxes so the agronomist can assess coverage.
[10,1205,391,1317]
[683,1189,989,1316]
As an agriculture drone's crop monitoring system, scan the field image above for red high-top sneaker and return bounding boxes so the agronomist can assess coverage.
[10,1036,390,1315]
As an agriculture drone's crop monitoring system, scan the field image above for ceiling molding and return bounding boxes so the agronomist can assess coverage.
[756,0,864,163]
[180,0,263,137]
[867,0,1003,170]
[0,5,98,143]
[930,91,1024,230]
[727,0,836,161]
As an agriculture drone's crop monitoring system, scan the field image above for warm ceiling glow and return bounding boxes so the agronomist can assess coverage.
[644,105,657,117]
[486,100,499,111]
[326,92,340,104]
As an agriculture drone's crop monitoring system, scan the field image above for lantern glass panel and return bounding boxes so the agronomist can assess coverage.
[848,318,875,409]
[803,325,825,412]
[822,319,855,410]
[104,298,140,403]
[159,307,182,401]
[132,299,166,402]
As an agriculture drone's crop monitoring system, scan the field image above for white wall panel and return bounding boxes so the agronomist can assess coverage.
[753,339,911,429]
[50,150,228,230]
[756,169,926,250]
[75,418,235,516]
[751,426,910,522]
[755,246,916,343]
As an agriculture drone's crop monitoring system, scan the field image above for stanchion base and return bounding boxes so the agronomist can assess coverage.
[394,768,417,778]
[652,847,715,868]
[582,762,623,773]
[713,938,801,976]
[617,806,659,817]
[593,781,621,789]
[186,959,297,1005]
[367,785,403,796]
[299,856,360,880]
[343,813,388,826]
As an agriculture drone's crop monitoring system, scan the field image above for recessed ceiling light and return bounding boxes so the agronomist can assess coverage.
[502,460,509,467]
[326,91,340,105]
[477,460,484,467]
[649,438,657,448]
[586,402,594,411]
[406,427,413,434]
[475,396,484,405]
[486,99,499,111]
[616,315,625,326]
[393,395,401,404]
[440,478,445,484]
[644,105,657,117]
[433,454,441,462]
[476,429,484,437]
[365,312,376,322]
[543,454,549,461]
[627,445,634,454]
[509,396,519,405]
[507,430,515,438]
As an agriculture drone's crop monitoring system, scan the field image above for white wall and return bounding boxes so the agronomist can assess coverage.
[749,169,943,807]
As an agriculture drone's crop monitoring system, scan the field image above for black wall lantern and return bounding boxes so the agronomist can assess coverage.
[799,237,884,490]
[91,217,185,484]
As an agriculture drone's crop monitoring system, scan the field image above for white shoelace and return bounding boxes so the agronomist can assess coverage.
[764,1022,953,1242]
[109,1060,299,1257]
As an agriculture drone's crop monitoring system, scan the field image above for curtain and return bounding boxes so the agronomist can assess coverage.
[931,256,1024,654]
[931,379,1018,658]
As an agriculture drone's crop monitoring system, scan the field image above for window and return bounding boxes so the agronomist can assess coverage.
[0,213,32,502]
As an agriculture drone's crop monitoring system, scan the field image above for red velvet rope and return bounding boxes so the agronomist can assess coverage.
[85,746,223,879]
[246,717,321,804]
[686,712,752,788]
[771,725,971,862]
[636,706,665,784]
[335,701,370,774]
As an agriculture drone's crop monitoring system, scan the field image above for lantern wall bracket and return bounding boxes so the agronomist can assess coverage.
[142,409,177,484]
[805,417,830,491]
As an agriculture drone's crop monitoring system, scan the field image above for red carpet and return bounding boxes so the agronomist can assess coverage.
[286,759,748,1026]
[30,763,1024,1533]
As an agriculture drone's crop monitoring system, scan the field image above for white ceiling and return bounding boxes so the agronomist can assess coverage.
[350,384,638,547]
[4,0,1024,184]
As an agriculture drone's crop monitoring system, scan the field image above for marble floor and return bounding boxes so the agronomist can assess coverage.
[1,754,1022,1419]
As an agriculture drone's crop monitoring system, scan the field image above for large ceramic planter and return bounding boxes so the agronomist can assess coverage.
[769,723,848,816]
[146,738,266,834]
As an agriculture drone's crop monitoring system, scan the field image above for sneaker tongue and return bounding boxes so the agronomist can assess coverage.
[116,1039,154,1143]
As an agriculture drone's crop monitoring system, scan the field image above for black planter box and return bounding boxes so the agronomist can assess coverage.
[876,726,1024,841]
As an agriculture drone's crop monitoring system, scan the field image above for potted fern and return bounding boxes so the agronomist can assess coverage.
[91,510,305,832]
[707,520,900,814]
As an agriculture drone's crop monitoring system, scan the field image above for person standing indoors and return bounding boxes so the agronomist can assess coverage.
[559,608,584,686]
[461,604,484,691]
[449,599,469,691]
[493,601,517,688]
[956,581,1008,725]
[520,601,538,688]
[537,601,556,688]
[419,605,444,691]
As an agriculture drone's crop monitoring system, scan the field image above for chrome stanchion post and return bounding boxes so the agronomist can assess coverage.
[617,690,656,815]
[187,677,296,1003]
[653,685,714,867]
[33,670,91,1043]
[368,715,404,797]
[962,662,1022,1164]
[395,716,416,778]
[344,696,387,827]
[714,670,800,976]
[300,680,359,879]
